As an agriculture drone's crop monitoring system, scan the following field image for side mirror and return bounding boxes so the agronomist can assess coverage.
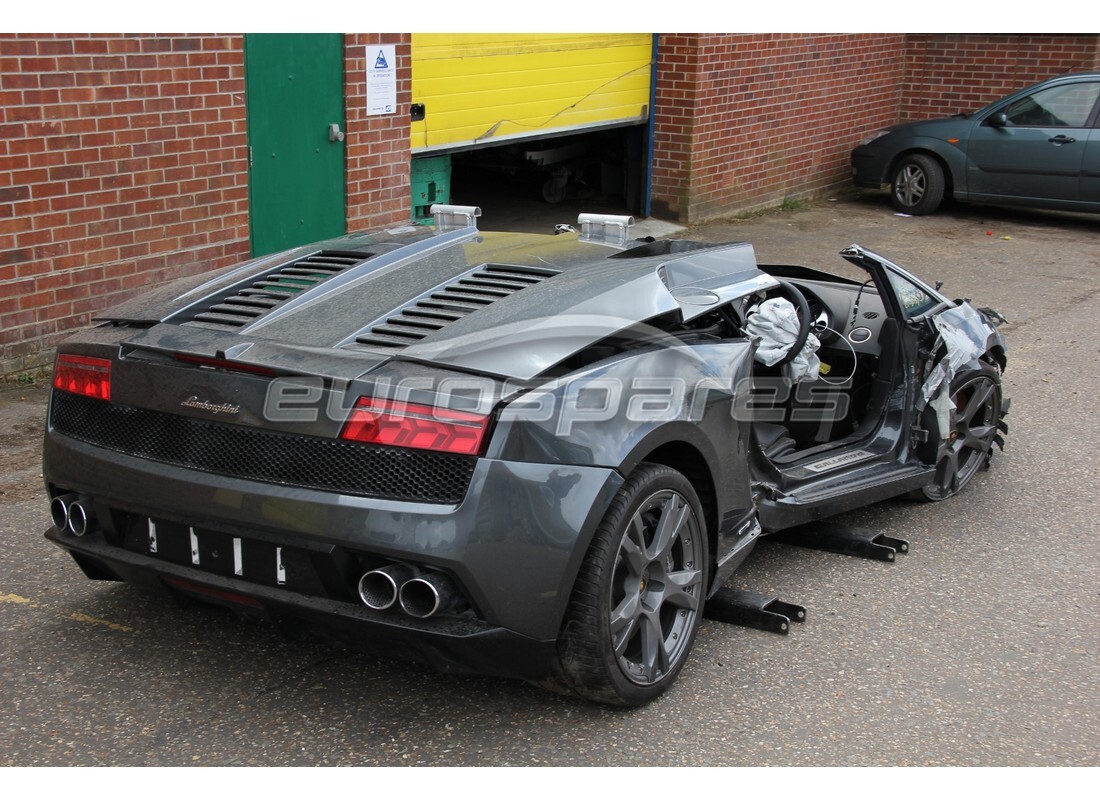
[987,112,1008,128]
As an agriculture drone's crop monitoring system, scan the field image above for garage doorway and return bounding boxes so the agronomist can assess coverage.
[445,126,647,232]
[410,34,653,231]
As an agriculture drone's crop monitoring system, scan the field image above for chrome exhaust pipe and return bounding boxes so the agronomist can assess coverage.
[50,493,77,532]
[67,498,96,537]
[358,563,415,610]
[399,572,461,619]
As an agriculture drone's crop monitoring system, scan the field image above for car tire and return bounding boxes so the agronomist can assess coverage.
[916,363,1003,501]
[890,154,945,215]
[545,463,708,706]
[542,177,567,204]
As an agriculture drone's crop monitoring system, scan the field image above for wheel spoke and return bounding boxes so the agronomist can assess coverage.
[647,495,687,561]
[636,611,670,683]
[961,423,995,454]
[619,517,649,577]
[947,447,961,494]
[609,592,640,657]
[935,445,959,494]
[897,165,925,204]
[662,568,703,611]
[960,380,994,424]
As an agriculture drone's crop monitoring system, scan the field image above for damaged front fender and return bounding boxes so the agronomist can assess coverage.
[919,299,1007,413]
[913,301,1010,501]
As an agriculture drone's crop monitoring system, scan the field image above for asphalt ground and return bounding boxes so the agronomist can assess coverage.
[1,192,1097,777]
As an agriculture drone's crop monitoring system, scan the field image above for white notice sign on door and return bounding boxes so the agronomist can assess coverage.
[367,45,397,116]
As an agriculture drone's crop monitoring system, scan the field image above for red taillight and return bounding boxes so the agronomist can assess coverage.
[53,354,111,401]
[340,397,490,456]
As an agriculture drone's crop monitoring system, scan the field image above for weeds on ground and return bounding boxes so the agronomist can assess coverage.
[731,196,808,221]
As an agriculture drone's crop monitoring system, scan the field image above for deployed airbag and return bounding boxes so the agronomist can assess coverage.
[746,298,821,382]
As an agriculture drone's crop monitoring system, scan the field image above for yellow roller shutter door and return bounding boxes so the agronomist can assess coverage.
[411,33,653,154]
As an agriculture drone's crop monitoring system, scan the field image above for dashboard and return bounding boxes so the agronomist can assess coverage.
[786,278,888,356]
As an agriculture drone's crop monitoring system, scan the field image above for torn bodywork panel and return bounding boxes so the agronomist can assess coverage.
[920,301,1008,440]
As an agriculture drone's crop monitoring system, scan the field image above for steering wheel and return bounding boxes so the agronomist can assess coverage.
[772,279,812,365]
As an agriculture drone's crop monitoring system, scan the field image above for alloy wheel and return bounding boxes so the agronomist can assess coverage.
[926,371,1001,500]
[609,488,704,686]
[894,163,927,208]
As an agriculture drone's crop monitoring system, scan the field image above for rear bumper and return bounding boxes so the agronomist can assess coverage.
[45,524,557,679]
[43,418,624,650]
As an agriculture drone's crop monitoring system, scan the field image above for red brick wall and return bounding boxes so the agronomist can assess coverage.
[1,33,416,379]
[902,34,1100,121]
[649,34,697,223]
[651,34,905,222]
[0,34,250,377]
[345,34,413,230]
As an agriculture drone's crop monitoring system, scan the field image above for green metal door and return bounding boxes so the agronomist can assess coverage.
[245,34,346,257]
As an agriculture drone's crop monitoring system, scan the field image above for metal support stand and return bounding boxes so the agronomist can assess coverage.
[430,204,481,232]
[704,589,806,635]
[771,523,909,562]
[578,213,635,247]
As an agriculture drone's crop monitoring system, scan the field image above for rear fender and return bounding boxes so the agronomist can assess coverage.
[489,341,757,560]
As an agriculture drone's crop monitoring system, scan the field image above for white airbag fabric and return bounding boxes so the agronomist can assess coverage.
[746,298,821,382]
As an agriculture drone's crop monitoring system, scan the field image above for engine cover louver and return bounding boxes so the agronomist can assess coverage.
[353,263,560,350]
[183,250,374,330]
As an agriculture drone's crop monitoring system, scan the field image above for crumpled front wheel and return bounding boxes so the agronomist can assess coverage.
[918,363,1003,501]
[545,463,708,706]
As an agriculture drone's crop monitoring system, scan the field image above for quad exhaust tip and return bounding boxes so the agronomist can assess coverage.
[399,572,461,619]
[358,564,463,618]
[67,499,95,537]
[50,493,96,537]
[50,493,77,532]
[358,564,415,610]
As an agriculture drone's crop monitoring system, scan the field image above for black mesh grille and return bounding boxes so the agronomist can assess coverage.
[50,391,475,504]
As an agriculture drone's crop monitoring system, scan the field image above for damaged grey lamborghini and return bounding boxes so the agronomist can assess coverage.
[43,207,1008,706]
